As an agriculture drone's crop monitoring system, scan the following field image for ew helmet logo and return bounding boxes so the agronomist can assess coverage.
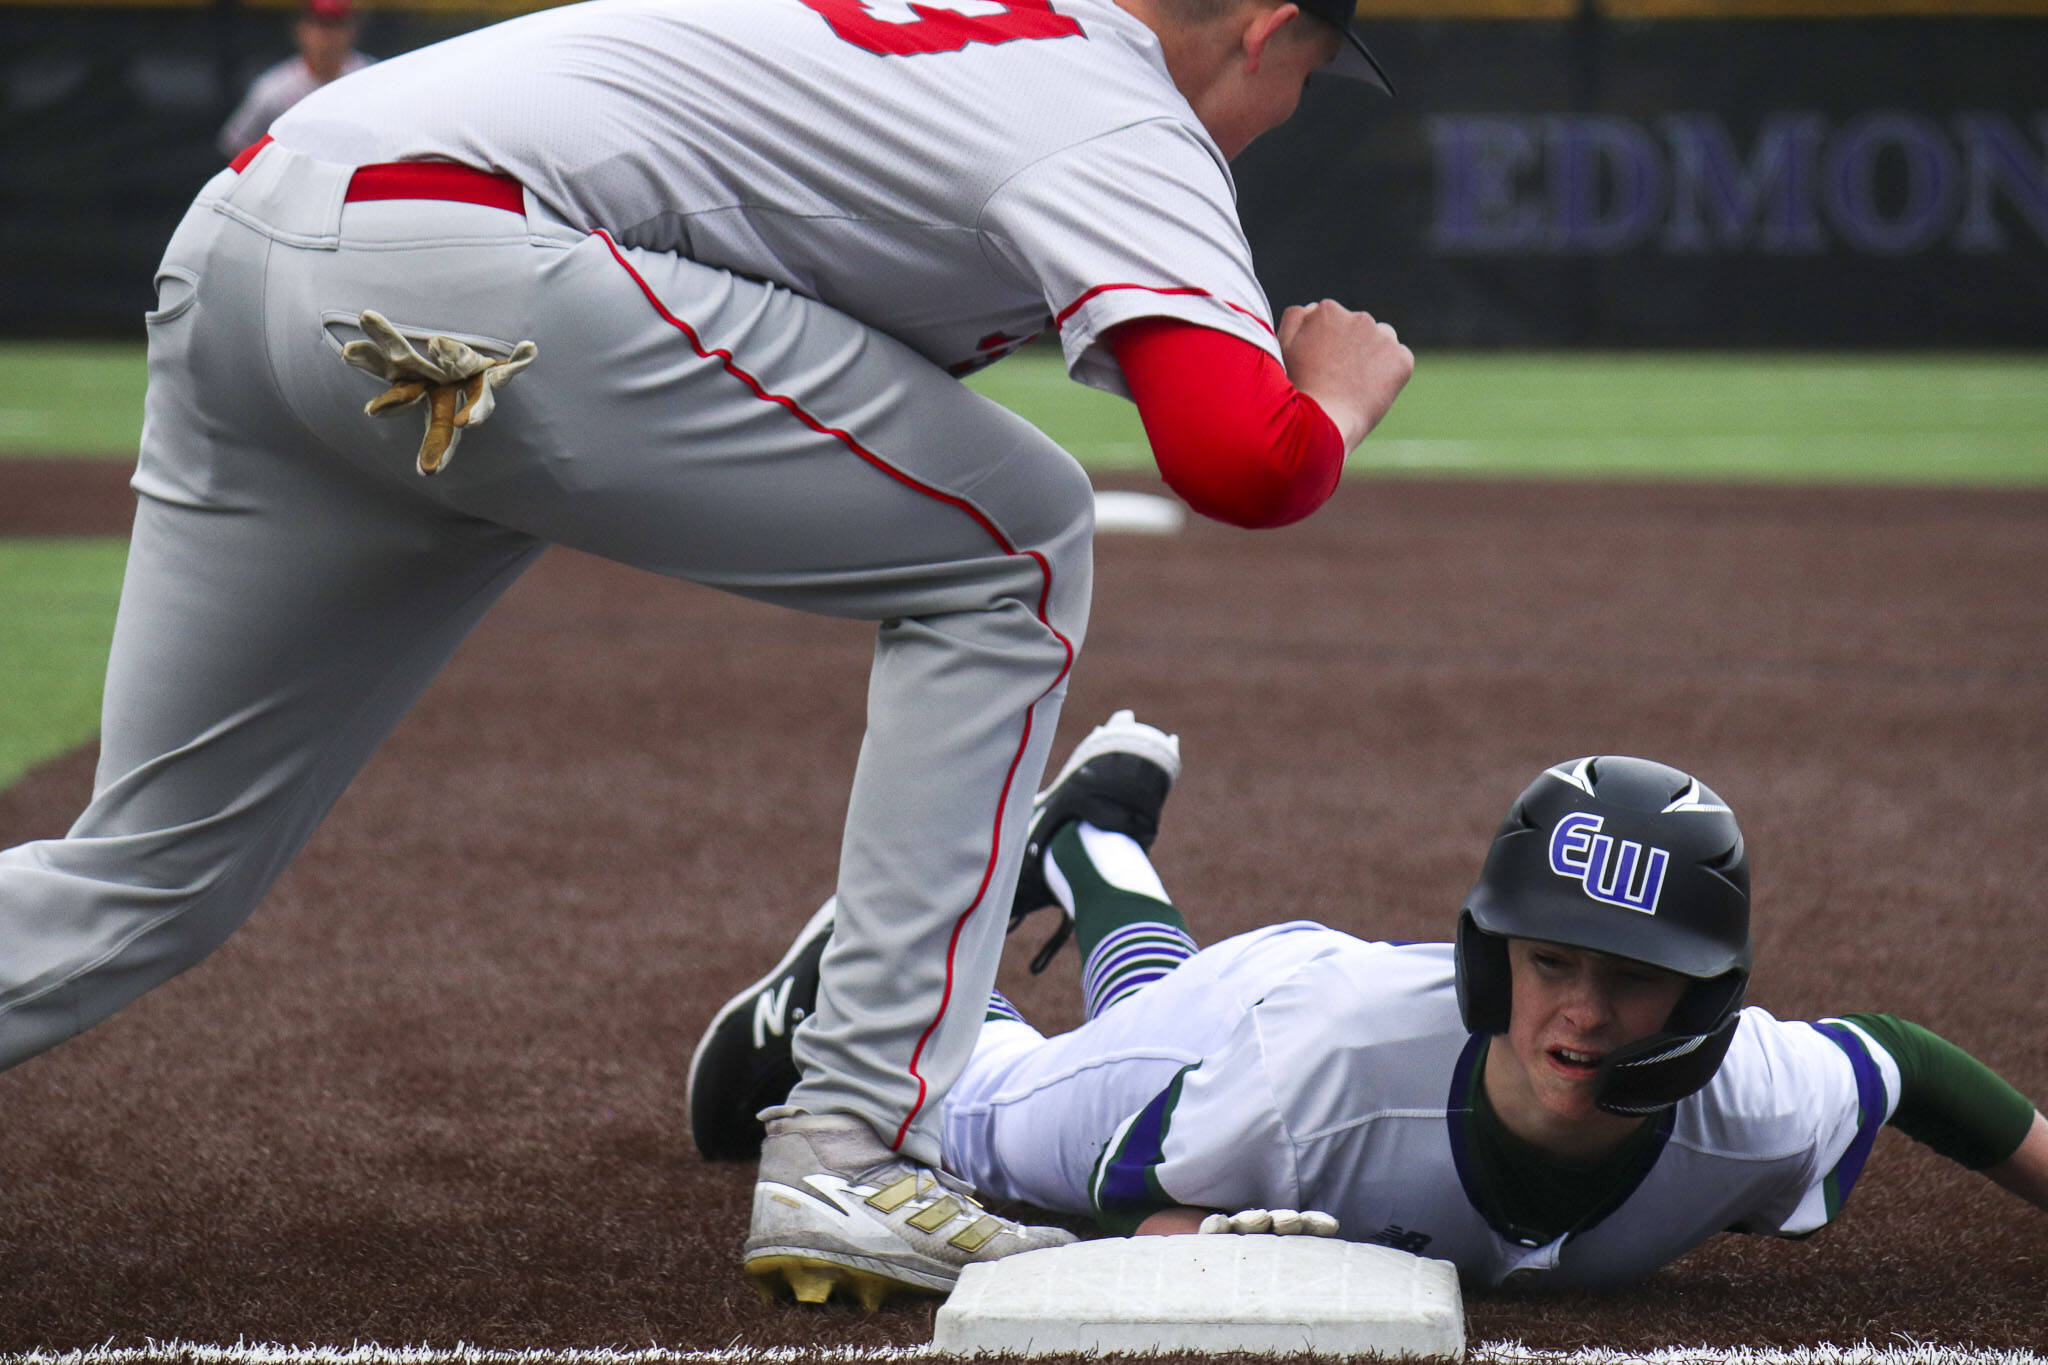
[1548,811,1670,914]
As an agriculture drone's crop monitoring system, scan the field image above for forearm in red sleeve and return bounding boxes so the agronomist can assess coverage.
[1107,317,1345,530]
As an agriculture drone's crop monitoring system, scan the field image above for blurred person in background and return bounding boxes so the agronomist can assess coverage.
[218,0,373,160]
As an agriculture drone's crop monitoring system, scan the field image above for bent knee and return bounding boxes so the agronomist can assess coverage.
[1002,453,1094,644]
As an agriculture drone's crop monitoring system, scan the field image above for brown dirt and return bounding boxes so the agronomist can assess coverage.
[1,465,2044,1356]
[0,459,138,536]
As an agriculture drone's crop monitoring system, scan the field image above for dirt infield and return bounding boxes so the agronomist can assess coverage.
[1,467,2044,1356]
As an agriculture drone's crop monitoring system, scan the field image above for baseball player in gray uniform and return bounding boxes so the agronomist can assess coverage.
[0,0,1415,1315]
[694,713,2048,1290]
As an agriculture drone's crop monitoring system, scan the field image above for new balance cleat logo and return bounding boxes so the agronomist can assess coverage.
[1370,1224,1434,1255]
[753,978,797,1048]
[690,900,832,1162]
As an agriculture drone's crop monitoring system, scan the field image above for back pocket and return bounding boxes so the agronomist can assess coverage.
[146,267,201,325]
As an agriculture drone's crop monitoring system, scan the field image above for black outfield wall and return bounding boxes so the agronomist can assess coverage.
[3,0,2044,345]
[1235,10,2048,345]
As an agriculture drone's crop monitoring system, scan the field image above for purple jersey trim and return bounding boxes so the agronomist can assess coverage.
[1811,1020,1888,1207]
[1095,1064,1192,1213]
[1444,1032,1486,1208]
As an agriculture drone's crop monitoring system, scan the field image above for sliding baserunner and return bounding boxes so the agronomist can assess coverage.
[691,713,2048,1289]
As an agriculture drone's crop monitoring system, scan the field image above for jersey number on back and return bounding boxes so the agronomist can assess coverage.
[798,0,1083,56]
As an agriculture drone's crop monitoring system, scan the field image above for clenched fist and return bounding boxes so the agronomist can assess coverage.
[1278,300,1414,451]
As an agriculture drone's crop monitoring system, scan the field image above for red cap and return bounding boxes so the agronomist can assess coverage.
[303,0,355,23]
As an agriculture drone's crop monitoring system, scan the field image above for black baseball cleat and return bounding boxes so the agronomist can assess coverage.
[1009,709,1181,973]
[687,898,835,1162]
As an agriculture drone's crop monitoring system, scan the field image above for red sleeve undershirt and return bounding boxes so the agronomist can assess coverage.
[1106,317,1346,530]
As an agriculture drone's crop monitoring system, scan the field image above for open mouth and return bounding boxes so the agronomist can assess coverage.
[1548,1046,1602,1077]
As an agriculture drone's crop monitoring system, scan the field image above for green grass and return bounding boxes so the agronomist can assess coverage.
[0,539,128,787]
[964,347,1158,470]
[1,340,2042,784]
[0,342,148,458]
[13,340,2047,483]
[964,347,2048,485]
[1353,352,2048,484]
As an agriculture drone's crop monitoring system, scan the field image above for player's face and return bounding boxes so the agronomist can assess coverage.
[1500,939,1689,1125]
[1204,14,1343,160]
[297,17,356,75]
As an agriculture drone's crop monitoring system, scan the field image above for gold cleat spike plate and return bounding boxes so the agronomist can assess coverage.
[745,1255,926,1311]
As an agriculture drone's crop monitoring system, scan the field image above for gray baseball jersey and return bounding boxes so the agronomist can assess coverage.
[0,0,1288,1167]
[274,0,1282,391]
[942,923,1897,1288]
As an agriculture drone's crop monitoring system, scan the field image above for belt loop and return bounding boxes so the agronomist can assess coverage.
[228,134,274,174]
[214,138,352,248]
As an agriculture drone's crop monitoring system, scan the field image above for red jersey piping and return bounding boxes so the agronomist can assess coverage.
[591,230,1076,1151]
[1053,282,1276,337]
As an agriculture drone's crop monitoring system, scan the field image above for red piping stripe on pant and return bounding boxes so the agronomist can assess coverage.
[592,229,1077,1150]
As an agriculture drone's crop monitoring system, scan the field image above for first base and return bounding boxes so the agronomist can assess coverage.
[931,1236,1465,1359]
[1093,490,1185,535]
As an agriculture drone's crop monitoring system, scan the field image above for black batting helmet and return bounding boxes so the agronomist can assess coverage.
[1455,756,1752,1116]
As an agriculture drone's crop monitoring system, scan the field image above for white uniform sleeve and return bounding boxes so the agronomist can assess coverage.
[1087,998,1296,1231]
[1727,1014,1903,1238]
[978,119,1282,399]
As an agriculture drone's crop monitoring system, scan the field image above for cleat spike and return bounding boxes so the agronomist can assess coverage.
[743,1255,924,1311]
[786,1261,837,1304]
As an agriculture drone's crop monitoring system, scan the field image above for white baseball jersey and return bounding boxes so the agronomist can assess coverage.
[942,923,1902,1289]
[271,0,1281,391]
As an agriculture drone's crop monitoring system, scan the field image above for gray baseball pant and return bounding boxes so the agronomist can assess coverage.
[0,142,1094,1166]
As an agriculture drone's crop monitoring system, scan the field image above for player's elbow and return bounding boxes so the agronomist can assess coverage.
[1164,468,1307,529]
[1157,442,1337,530]
[1119,323,1348,528]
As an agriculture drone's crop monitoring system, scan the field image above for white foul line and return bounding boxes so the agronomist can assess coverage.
[1,1343,2042,1365]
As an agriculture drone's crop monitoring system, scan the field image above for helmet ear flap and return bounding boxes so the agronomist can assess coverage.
[1667,968,1747,1037]
[1592,1010,1742,1116]
[1585,968,1748,1115]
[1454,912,1511,1034]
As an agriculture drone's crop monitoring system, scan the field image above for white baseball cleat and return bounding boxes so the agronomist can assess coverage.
[1009,709,1182,972]
[744,1107,1076,1308]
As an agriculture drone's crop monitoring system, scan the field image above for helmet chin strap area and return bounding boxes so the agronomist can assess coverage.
[1592,1010,1743,1116]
